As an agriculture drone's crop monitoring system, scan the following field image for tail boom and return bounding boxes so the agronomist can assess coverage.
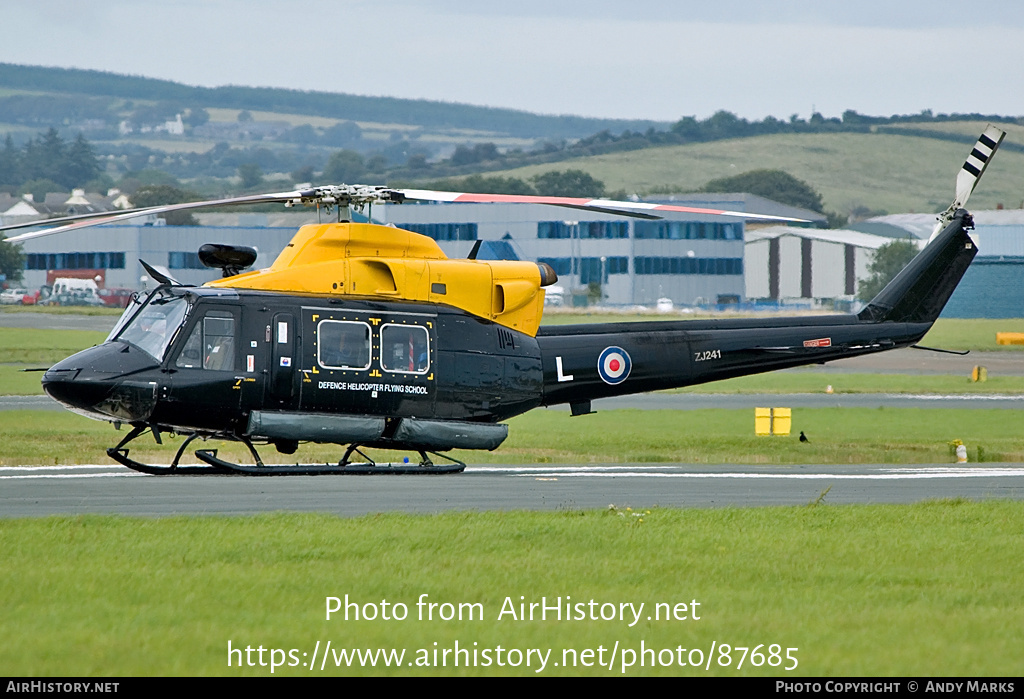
[537,212,977,406]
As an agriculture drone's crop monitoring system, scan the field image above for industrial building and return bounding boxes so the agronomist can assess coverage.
[742,210,1024,317]
[381,193,822,307]
[743,226,918,306]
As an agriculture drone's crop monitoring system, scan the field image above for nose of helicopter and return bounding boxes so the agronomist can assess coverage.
[43,342,162,421]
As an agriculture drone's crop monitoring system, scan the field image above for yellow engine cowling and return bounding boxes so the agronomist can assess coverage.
[207,222,548,336]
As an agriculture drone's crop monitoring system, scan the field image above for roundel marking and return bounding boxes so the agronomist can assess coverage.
[597,346,632,385]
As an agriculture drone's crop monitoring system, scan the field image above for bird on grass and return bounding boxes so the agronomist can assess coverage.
[799,431,809,443]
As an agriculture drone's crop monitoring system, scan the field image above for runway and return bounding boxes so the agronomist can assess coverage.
[2,463,1022,517]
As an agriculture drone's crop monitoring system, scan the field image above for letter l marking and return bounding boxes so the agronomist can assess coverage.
[556,356,574,382]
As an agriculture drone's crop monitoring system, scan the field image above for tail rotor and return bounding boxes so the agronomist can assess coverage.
[929,125,1005,242]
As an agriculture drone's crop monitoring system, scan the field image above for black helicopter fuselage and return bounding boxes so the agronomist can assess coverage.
[43,290,544,451]
[42,210,978,458]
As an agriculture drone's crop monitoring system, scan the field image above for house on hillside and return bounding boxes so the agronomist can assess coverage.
[0,190,121,227]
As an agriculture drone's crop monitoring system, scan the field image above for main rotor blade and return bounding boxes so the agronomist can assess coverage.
[0,206,151,233]
[396,189,809,222]
[2,189,313,243]
[2,181,809,245]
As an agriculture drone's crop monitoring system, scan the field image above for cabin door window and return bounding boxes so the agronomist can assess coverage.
[380,324,430,375]
[317,321,372,371]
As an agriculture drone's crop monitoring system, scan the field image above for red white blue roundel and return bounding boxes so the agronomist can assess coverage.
[598,346,632,385]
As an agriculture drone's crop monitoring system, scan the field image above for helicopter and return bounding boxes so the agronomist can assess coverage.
[1,126,1005,475]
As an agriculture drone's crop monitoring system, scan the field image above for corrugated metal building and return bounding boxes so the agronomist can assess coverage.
[743,226,915,303]
[381,194,823,306]
[19,221,302,290]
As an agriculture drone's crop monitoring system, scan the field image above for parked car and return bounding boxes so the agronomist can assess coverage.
[99,287,136,308]
[22,288,46,305]
[0,288,28,305]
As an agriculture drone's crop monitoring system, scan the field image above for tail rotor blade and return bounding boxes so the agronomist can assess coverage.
[955,125,1004,209]
[930,125,1005,241]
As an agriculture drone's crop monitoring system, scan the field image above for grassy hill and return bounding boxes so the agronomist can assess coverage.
[0,63,665,149]
[468,128,1024,216]
[4,64,1023,215]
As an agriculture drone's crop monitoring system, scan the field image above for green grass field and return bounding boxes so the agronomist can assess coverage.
[675,372,1024,395]
[0,327,109,365]
[3,317,1022,677]
[1,502,1021,676]
[0,305,122,316]
[0,328,110,395]
[2,407,1021,467]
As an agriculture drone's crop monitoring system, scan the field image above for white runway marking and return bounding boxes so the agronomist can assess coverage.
[2,465,123,472]
[469,465,1024,479]
[0,472,148,479]
[2,464,1024,481]
[0,465,146,480]
[897,394,1024,401]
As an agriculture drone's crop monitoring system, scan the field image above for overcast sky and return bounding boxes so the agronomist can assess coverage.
[5,1,1024,122]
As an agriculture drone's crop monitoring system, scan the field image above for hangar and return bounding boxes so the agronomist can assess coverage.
[743,226,918,307]
[380,193,822,307]
[743,209,1024,316]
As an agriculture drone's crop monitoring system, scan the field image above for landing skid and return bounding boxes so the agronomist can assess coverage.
[106,426,465,476]
[106,426,232,475]
[194,448,465,475]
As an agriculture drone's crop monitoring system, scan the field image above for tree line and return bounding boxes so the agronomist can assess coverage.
[0,128,102,192]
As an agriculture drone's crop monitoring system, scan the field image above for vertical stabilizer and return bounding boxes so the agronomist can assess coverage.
[859,210,976,323]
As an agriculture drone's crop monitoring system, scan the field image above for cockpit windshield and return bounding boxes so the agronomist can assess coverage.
[111,289,190,361]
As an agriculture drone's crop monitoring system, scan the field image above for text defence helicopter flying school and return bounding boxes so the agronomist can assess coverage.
[1,127,1005,475]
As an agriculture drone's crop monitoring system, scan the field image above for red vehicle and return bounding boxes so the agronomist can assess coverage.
[98,288,136,308]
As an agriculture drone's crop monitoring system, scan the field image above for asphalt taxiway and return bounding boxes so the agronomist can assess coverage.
[1,463,1022,517]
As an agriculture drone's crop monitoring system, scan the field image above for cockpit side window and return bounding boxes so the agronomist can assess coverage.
[106,291,145,343]
[115,291,189,361]
[175,310,236,371]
